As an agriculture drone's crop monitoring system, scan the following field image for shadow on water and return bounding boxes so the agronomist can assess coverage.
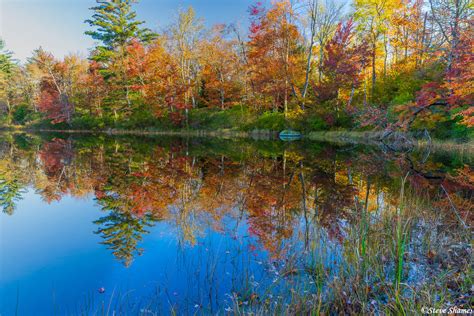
[0,132,472,315]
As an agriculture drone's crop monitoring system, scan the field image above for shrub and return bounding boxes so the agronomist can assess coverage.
[301,114,328,132]
[189,106,251,130]
[12,104,32,125]
[245,111,286,131]
[71,115,108,130]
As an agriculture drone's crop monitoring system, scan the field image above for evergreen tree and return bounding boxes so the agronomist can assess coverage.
[0,38,15,74]
[0,39,18,124]
[85,0,156,117]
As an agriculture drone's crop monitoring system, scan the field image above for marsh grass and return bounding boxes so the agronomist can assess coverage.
[308,131,474,158]
[218,176,472,315]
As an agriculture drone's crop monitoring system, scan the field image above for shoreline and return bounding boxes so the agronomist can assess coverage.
[2,127,473,155]
[1,127,280,140]
[308,131,474,156]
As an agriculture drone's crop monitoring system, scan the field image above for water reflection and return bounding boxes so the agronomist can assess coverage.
[0,133,472,313]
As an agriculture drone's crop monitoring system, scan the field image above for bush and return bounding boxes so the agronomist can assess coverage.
[430,116,473,140]
[119,108,159,129]
[189,106,251,130]
[12,104,32,125]
[300,114,328,132]
[71,115,108,130]
[245,111,286,131]
[333,112,353,129]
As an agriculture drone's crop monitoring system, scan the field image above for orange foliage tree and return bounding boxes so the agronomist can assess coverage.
[199,25,243,109]
[247,1,305,115]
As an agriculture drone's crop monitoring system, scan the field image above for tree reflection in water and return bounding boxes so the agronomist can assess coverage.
[0,133,471,313]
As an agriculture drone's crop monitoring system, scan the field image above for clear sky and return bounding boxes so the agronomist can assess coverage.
[1,0,257,62]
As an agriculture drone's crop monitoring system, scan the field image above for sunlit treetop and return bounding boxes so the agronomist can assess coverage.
[85,0,156,55]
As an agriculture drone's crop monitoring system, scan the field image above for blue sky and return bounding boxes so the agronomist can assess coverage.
[1,0,257,62]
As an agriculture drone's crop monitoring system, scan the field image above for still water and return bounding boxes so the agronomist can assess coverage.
[0,133,472,315]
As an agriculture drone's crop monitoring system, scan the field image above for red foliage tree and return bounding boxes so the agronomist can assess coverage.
[247,0,305,114]
[318,19,368,101]
[32,49,87,124]
[314,19,368,125]
[396,19,473,129]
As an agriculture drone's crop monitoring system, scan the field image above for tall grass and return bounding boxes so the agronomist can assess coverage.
[308,131,474,158]
[221,175,470,315]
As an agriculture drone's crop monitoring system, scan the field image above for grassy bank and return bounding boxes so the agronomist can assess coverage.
[309,131,474,156]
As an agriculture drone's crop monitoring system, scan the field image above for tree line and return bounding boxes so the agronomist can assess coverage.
[0,0,472,137]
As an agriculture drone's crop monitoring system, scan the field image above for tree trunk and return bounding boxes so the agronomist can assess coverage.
[219,71,225,110]
[301,35,315,110]
[383,33,388,77]
[371,40,377,101]
[417,12,428,68]
[318,45,324,83]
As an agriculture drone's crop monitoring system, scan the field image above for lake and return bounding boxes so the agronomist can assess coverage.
[0,133,472,315]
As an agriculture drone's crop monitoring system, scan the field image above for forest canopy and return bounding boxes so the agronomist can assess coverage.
[0,0,472,139]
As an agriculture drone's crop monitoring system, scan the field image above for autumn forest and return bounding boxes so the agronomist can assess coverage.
[0,0,472,139]
[0,0,473,314]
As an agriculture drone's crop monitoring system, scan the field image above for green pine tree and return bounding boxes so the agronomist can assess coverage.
[0,38,18,124]
[85,0,156,119]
